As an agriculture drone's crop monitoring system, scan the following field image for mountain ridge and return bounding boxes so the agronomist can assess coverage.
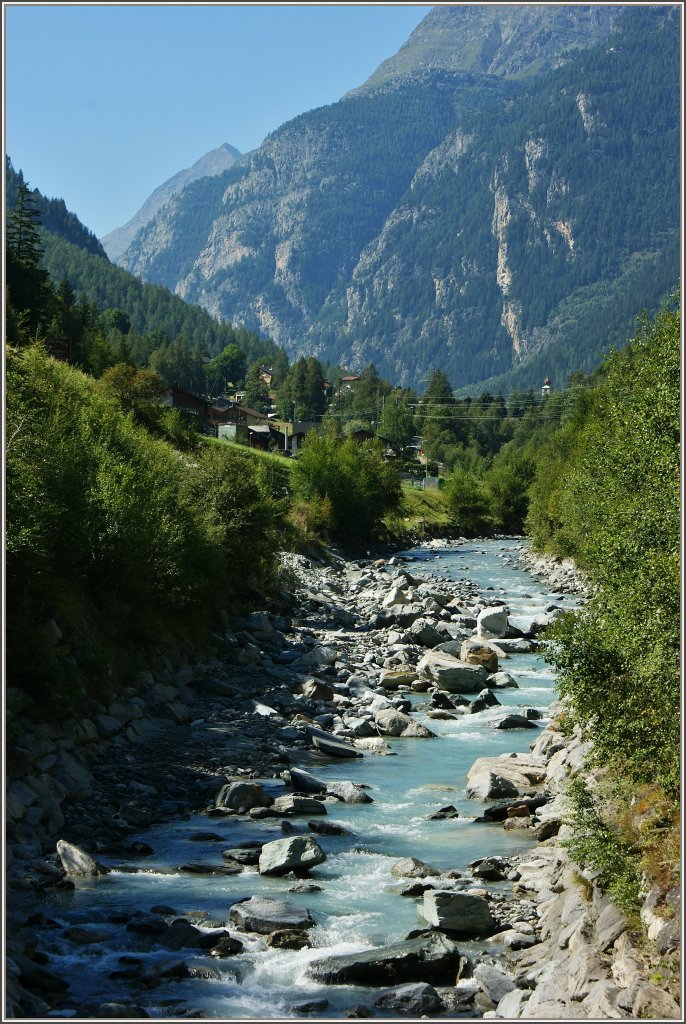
[101,142,242,263]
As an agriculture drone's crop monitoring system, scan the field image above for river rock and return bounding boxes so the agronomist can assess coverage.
[373,982,443,1016]
[466,769,521,800]
[306,932,461,986]
[307,819,352,836]
[404,619,444,648]
[229,896,315,934]
[468,689,501,714]
[473,962,516,1003]
[287,768,326,794]
[215,781,267,812]
[56,839,109,876]
[259,836,327,875]
[417,651,487,693]
[466,754,547,797]
[476,606,508,639]
[308,727,362,758]
[379,669,419,689]
[488,670,519,688]
[326,781,373,804]
[390,856,442,879]
[297,679,334,701]
[374,708,435,738]
[266,928,312,949]
[490,713,538,730]
[271,795,327,816]
[460,639,500,673]
[418,890,496,936]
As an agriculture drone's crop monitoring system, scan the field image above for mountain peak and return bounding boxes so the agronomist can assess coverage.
[349,4,625,94]
[101,143,242,261]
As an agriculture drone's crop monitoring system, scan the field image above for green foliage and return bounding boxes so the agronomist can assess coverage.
[5,345,285,715]
[539,297,680,799]
[291,428,401,542]
[563,778,642,915]
[277,356,327,421]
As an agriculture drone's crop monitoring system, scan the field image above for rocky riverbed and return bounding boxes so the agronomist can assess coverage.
[5,539,680,1019]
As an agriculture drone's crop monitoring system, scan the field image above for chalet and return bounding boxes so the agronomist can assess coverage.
[164,387,209,419]
[542,376,553,397]
[340,374,361,389]
[44,337,71,362]
[259,367,273,386]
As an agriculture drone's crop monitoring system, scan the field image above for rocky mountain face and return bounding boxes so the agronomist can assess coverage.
[101,143,241,263]
[349,3,624,91]
[116,6,679,391]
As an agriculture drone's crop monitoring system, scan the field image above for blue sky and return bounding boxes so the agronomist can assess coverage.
[4,3,430,239]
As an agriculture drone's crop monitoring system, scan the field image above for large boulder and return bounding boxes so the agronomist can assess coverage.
[215,781,267,812]
[326,781,373,804]
[374,708,435,738]
[466,769,520,801]
[373,982,443,1016]
[490,714,538,730]
[288,768,326,794]
[476,606,508,639]
[473,963,516,1003]
[271,795,327,816]
[258,836,327,875]
[460,639,499,673]
[379,669,419,689]
[417,651,487,693]
[418,890,496,937]
[229,896,315,934]
[306,932,461,986]
[466,754,547,799]
[390,856,441,879]
[56,839,110,876]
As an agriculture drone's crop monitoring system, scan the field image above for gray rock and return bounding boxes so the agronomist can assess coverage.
[390,856,442,879]
[326,781,373,804]
[419,890,496,936]
[306,932,461,986]
[488,671,519,689]
[373,982,443,1016]
[229,896,315,934]
[288,767,327,793]
[56,839,110,876]
[417,651,488,693]
[259,836,327,875]
[490,713,538,730]
[466,769,521,801]
[473,962,516,1003]
[215,781,267,812]
[374,708,435,738]
[271,795,327,816]
[476,606,508,639]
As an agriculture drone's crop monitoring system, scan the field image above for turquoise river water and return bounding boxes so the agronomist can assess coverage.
[24,539,579,1019]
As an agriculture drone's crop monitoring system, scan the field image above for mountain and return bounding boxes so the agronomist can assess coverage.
[101,143,241,263]
[349,3,624,91]
[115,6,680,392]
[5,159,282,370]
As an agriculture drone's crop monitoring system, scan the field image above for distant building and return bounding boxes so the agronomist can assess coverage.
[542,376,553,397]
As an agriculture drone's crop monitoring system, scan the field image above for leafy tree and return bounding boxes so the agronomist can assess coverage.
[97,363,167,415]
[243,361,271,411]
[206,343,247,394]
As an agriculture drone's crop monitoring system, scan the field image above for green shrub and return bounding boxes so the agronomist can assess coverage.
[291,429,401,541]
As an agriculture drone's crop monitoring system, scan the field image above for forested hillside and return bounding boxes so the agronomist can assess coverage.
[5,161,285,382]
[114,5,679,393]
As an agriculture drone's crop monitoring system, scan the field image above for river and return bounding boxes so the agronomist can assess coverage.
[21,538,579,1019]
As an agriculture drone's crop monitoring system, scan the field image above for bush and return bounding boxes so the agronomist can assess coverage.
[291,429,401,541]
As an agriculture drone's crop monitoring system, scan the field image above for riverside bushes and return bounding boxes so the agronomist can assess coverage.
[5,344,286,715]
[527,296,680,912]
[291,428,402,543]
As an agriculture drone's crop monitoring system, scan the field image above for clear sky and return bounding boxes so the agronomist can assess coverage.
[4,2,431,239]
